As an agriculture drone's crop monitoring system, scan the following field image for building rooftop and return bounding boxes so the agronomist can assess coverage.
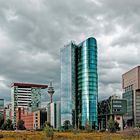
[11,83,48,89]
[122,66,140,76]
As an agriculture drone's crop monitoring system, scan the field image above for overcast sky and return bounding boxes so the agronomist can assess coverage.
[0,0,140,104]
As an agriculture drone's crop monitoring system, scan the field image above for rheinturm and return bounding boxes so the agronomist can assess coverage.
[60,37,98,129]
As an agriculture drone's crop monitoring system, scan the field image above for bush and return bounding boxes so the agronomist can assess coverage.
[44,124,54,140]
[63,120,72,131]
[107,118,120,133]
[1,119,14,130]
[17,120,26,130]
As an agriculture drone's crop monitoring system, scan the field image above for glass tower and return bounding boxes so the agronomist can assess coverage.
[61,37,98,128]
[60,42,76,127]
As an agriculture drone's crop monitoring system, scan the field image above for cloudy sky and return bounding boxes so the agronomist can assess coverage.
[0,0,140,104]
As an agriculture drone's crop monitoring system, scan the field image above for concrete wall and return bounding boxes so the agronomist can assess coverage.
[122,66,140,90]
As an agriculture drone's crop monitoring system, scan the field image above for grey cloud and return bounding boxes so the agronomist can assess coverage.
[0,0,140,103]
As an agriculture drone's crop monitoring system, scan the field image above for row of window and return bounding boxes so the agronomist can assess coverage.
[77,51,97,57]
[78,88,97,92]
[78,82,98,87]
[78,45,97,53]
[78,64,97,69]
[77,54,97,60]
[78,60,97,65]
[124,85,133,92]
[78,67,97,71]
[78,67,97,72]
[81,46,97,52]
[78,78,97,83]
[77,72,97,77]
[78,69,97,74]
[78,86,97,92]
[77,95,97,99]
[78,55,97,61]
[78,75,97,80]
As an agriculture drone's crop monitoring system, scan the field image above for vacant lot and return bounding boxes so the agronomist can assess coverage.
[0,131,139,140]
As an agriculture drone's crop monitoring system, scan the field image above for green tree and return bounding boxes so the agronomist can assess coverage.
[63,120,71,130]
[43,121,52,129]
[0,116,4,129]
[107,117,120,133]
[44,123,54,140]
[1,119,13,130]
[115,121,120,131]
[85,120,92,132]
[17,120,26,130]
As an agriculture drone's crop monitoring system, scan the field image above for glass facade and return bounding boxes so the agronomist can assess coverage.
[60,42,76,126]
[76,38,98,128]
[123,89,134,126]
[61,37,98,128]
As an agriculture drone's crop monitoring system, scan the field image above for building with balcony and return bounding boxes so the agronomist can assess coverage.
[11,83,48,128]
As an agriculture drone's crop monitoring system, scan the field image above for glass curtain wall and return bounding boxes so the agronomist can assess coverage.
[60,42,76,127]
[76,37,98,128]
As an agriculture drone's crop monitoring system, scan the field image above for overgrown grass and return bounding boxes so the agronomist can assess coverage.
[0,131,139,140]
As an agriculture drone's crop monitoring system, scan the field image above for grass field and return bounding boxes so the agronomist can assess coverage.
[0,131,139,140]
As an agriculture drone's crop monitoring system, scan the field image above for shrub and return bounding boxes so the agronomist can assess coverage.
[43,124,54,140]
[17,120,26,130]
[107,118,116,133]
[1,119,14,130]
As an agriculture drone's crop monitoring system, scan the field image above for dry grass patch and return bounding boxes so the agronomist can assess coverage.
[0,131,139,140]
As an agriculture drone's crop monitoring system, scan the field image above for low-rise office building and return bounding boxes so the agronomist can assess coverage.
[33,108,47,130]
[98,95,127,130]
[16,107,47,130]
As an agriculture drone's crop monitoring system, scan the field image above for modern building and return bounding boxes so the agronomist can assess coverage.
[98,95,127,130]
[0,99,4,118]
[11,83,48,128]
[33,108,47,130]
[61,37,98,129]
[16,107,33,130]
[4,104,12,121]
[50,101,61,129]
[122,66,140,127]
[16,107,47,130]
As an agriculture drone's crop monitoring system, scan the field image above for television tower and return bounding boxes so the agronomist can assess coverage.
[47,82,55,103]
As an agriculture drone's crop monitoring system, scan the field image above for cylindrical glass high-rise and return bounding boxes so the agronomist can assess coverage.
[76,37,98,128]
